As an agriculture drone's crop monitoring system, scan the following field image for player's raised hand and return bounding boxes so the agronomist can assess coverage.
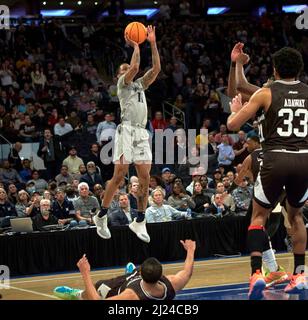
[125,32,139,48]
[77,254,91,274]
[230,93,243,113]
[237,53,250,65]
[180,240,196,252]
[147,25,156,43]
[231,42,244,62]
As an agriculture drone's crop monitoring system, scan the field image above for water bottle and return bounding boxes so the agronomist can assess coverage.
[186,208,192,220]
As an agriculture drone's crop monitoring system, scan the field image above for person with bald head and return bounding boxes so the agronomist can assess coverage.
[232,130,249,166]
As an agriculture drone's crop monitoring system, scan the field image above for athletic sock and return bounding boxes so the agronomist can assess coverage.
[262,238,278,272]
[262,249,278,272]
[251,256,262,275]
[293,253,305,275]
[98,207,108,218]
[136,211,145,223]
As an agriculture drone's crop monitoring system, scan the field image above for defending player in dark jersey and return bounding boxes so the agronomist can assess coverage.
[53,240,195,300]
[227,47,308,299]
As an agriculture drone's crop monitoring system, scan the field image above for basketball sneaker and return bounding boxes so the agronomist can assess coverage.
[93,214,111,239]
[53,286,83,300]
[263,265,291,287]
[129,218,150,243]
[284,273,308,294]
[248,270,266,300]
[125,262,136,275]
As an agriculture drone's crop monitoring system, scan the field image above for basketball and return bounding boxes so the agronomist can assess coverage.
[124,22,147,44]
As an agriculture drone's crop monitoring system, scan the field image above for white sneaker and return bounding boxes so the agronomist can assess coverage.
[129,218,150,243]
[93,214,111,239]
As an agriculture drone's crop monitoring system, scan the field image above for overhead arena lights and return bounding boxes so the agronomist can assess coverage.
[40,10,74,17]
[282,4,307,13]
[124,9,159,18]
[207,7,230,15]
[101,8,158,19]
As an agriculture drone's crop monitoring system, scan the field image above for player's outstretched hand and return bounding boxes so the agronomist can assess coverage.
[230,93,243,113]
[180,240,196,252]
[237,53,250,65]
[77,254,91,274]
[231,42,244,62]
[125,32,139,48]
[147,25,156,43]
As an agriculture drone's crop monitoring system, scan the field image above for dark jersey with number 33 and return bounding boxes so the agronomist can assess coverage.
[258,80,308,151]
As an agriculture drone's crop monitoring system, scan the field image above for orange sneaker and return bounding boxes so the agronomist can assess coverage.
[248,270,266,300]
[284,273,308,294]
[263,265,291,288]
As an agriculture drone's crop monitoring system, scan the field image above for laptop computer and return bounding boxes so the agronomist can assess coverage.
[10,217,33,233]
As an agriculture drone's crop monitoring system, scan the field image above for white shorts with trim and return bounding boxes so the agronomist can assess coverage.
[113,123,152,163]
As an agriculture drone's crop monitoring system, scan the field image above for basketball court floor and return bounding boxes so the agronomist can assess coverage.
[1,252,307,300]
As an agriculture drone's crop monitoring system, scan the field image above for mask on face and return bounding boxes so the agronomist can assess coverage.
[27,187,36,194]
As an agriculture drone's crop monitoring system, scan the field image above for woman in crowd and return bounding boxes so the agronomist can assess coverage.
[168,182,195,211]
[191,181,211,214]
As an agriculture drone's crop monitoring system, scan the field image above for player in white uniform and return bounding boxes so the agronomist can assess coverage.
[93,26,161,243]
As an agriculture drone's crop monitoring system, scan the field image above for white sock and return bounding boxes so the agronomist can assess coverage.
[76,290,84,300]
[262,246,278,273]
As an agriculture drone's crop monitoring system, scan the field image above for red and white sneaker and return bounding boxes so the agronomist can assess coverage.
[284,273,308,294]
[248,270,266,300]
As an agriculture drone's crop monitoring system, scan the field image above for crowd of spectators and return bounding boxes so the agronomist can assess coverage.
[0,8,307,246]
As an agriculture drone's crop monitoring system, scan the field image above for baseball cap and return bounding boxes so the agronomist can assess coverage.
[161,167,171,174]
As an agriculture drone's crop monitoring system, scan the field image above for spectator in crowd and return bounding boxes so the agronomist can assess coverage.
[222,176,231,192]
[96,113,116,145]
[83,114,98,136]
[65,184,79,202]
[19,114,39,142]
[211,182,236,212]
[166,116,179,132]
[168,182,195,211]
[55,165,74,186]
[109,193,138,226]
[62,146,84,175]
[7,183,18,205]
[32,198,65,231]
[73,182,100,226]
[149,175,163,194]
[15,189,31,217]
[199,175,215,198]
[28,170,48,194]
[151,111,168,130]
[54,117,73,137]
[226,171,236,188]
[191,181,211,214]
[205,193,230,217]
[93,183,104,203]
[25,181,36,196]
[161,167,173,198]
[19,158,33,182]
[208,169,222,189]
[217,134,235,173]
[247,120,259,138]
[79,161,104,192]
[8,142,23,171]
[43,190,53,201]
[0,188,17,227]
[214,124,234,145]
[233,131,249,166]
[51,188,75,225]
[0,160,23,188]
[37,128,65,180]
[127,181,139,210]
[86,143,103,173]
[145,188,191,223]
[231,177,253,215]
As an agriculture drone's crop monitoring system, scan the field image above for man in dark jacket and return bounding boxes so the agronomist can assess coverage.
[79,162,104,192]
[32,198,65,231]
[205,193,230,217]
[109,193,138,226]
[37,128,65,180]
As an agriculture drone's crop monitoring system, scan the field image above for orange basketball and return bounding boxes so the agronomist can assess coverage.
[124,22,147,44]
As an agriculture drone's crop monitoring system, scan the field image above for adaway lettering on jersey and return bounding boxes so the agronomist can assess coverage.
[284,99,306,108]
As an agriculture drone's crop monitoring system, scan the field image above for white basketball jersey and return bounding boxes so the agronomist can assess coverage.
[117,74,148,128]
